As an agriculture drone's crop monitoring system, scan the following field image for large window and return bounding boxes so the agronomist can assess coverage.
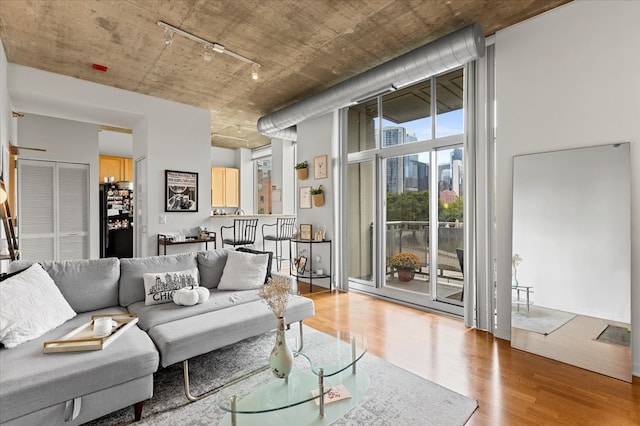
[255,157,272,214]
[346,68,465,315]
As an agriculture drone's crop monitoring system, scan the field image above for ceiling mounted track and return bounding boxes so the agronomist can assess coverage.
[257,22,485,141]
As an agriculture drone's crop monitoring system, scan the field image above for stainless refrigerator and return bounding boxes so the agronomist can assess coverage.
[99,182,133,258]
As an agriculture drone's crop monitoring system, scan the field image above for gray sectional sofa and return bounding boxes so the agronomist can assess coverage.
[0,249,315,425]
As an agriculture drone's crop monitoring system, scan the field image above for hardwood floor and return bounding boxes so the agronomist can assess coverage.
[298,284,640,425]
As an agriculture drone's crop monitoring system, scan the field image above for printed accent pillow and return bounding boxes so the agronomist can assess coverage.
[0,263,76,348]
[218,250,269,291]
[143,267,200,306]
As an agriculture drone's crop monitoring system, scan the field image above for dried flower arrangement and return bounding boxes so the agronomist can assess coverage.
[512,253,523,270]
[258,276,291,318]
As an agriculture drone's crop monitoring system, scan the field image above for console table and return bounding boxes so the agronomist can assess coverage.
[157,233,216,255]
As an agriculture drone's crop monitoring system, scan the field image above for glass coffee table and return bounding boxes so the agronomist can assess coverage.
[216,330,368,425]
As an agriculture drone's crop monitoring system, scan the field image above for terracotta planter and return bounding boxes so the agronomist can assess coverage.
[397,268,414,282]
[297,168,308,180]
[313,193,324,207]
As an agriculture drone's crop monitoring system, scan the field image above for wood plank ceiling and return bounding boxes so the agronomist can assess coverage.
[0,0,571,149]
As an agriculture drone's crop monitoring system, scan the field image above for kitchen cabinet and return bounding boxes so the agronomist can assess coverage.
[211,167,239,207]
[99,155,133,182]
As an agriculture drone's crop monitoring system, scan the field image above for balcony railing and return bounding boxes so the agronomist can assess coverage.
[385,220,463,281]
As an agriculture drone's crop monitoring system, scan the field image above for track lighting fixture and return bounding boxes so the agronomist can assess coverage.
[158,21,261,78]
[163,28,173,46]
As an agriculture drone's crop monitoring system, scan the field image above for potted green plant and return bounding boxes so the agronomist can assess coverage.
[295,161,308,180]
[311,185,324,207]
[390,252,421,282]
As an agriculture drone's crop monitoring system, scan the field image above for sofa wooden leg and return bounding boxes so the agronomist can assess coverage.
[133,401,144,421]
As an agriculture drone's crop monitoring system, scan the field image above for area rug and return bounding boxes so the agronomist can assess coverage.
[511,305,576,335]
[596,324,631,347]
[87,327,477,426]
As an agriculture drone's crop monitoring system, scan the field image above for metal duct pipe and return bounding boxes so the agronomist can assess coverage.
[257,22,485,141]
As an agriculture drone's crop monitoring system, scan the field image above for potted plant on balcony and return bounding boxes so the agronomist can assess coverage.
[390,252,421,282]
[295,161,308,180]
[311,185,324,207]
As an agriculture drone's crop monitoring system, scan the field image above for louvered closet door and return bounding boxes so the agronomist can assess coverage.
[18,160,89,261]
[57,163,89,259]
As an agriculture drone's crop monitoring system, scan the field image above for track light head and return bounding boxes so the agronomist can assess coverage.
[251,63,260,80]
[164,28,173,46]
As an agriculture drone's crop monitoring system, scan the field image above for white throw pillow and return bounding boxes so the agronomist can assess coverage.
[218,250,269,291]
[143,267,200,306]
[0,263,76,348]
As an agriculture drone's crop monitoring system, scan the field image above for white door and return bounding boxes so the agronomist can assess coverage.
[18,159,89,261]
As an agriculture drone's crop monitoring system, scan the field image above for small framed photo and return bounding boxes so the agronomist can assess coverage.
[299,186,312,209]
[296,256,307,274]
[165,170,198,212]
[299,224,313,240]
[314,154,328,179]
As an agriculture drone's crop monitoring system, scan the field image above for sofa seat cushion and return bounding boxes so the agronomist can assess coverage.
[128,289,262,331]
[0,308,159,424]
[148,295,315,367]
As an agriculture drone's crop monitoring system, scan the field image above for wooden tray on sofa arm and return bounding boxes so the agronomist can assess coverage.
[43,313,139,353]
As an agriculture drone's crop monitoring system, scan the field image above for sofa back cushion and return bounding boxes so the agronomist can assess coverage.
[119,253,197,307]
[196,249,229,289]
[8,258,120,313]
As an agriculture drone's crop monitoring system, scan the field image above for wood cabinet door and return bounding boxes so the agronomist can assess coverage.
[224,168,239,207]
[99,155,124,182]
[123,157,133,181]
[211,167,225,207]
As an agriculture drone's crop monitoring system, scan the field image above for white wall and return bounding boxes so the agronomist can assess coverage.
[296,113,335,287]
[495,0,640,375]
[6,64,212,256]
[210,147,237,168]
[99,130,133,157]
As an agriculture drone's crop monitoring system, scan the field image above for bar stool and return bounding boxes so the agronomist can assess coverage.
[262,217,296,271]
[220,218,258,248]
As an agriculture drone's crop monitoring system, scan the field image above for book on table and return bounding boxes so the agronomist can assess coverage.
[311,384,352,405]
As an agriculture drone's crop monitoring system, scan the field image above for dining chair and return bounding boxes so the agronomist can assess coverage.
[262,217,296,271]
[220,218,258,248]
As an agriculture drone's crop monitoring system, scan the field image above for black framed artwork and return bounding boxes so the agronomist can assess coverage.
[165,170,198,212]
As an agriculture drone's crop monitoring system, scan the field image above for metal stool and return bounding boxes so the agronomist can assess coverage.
[262,217,295,271]
[220,218,258,248]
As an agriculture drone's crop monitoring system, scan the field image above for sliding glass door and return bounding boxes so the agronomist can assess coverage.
[346,68,465,315]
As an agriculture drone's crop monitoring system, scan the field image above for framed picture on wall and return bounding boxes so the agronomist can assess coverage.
[165,170,198,212]
[314,154,328,179]
[299,186,312,209]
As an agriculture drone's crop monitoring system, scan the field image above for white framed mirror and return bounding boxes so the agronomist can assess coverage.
[511,143,631,382]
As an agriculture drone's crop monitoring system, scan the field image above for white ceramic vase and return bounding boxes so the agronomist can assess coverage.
[269,316,294,380]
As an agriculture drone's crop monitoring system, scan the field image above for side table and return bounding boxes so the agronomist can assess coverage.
[290,239,332,292]
[512,285,534,312]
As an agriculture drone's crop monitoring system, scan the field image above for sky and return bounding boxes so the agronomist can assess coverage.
[380,108,464,164]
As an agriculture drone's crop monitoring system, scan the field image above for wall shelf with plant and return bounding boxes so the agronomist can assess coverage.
[311,185,324,207]
[295,161,308,180]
